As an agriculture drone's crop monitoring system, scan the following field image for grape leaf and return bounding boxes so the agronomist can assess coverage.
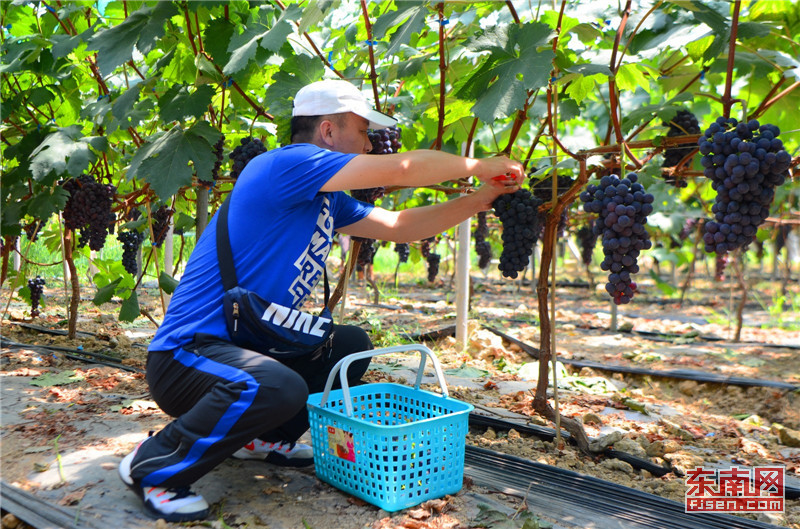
[93,277,122,306]
[202,18,236,66]
[457,22,554,122]
[159,272,179,295]
[88,2,177,76]
[30,370,85,387]
[112,84,143,123]
[129,125,217,199]
[29,125,106,181]
[158,85,216,123]
[223,4,302,76]
[119,290,140,322]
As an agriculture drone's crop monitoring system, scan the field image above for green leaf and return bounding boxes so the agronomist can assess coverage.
[569,22,602,44]
[93,277,122,305]
[444,363,489,379]
[737,21,773,40]
[129,125,217,199]
[649,270,678,296]
[373,2,426,39]
[112,84,143,122]
[173,212,196,233]
[458,22,555,122]
[29,125,101,180]
[564,73,604,103]
[88,3,175,76]
[297,0,335,35]
[158,271,179,294]
[566,63,613,77]
[224,5,302,76]
[385,4,428,57]
[615,63,651,93]
[158,85,216,123]
[119,290,140,322]
[30,370,85,387]
[25,187,69,220]
[202,18,236,66]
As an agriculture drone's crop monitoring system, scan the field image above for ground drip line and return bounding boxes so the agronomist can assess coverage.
[465,446,785,529]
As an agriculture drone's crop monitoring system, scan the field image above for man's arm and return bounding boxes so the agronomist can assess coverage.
[319,150,524,192]
[337,182,516,243]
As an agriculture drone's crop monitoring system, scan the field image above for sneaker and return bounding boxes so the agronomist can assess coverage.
[119,439,210,522]
[232,439,314,467]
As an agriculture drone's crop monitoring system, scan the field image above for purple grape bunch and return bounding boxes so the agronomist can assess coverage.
[368,126,402,154]
[580,173,654,305]
[698,117,791,256]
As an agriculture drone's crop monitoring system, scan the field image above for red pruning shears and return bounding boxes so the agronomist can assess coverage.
[492,173,517,185]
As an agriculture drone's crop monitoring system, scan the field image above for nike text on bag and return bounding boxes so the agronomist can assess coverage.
[217,196,334,360]
[222,287,334,359]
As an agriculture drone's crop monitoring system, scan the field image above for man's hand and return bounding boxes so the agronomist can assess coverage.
[471,175,523,211]
[472,156,525,186]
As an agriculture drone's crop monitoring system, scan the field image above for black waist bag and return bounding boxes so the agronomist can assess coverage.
[216,196,334,360]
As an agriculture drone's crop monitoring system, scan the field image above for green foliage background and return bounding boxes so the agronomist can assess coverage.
[2,0,799,322]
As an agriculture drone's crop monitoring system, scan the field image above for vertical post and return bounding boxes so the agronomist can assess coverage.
[196,187,209,240]
[610,301,618,331]
[455,142,473,351]
[13,238,21,272]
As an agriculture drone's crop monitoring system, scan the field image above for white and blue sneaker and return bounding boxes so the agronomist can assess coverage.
[119,439,209,522]
[232,439,314,467]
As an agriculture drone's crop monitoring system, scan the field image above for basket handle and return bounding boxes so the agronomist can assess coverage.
[317,344,450,417]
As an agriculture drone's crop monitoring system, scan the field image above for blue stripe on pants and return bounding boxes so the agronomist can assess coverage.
[145,347,258,485]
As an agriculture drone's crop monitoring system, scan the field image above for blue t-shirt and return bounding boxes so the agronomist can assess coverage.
[149,144,373,352]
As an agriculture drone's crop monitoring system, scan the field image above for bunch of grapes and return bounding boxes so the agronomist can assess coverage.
[426,252,441,282]
[27,275,46,318]
[661,110,701,181]
[351,187,386,203]
[473,211,492,269]
[491,190,542,279]
[394,242,410,263]
[576,225,597,266]
[698,117,792,256]
[200,136,226,185]
[24,219,45,242]
[678,217,701,241]
[118,230,144,276]
[356,239,377,268]
[229,137,268,179]
[419,236,436,259]
[150,206,174,247]
[715,253,730,282]
[580,173,654,304]
[368,126,402,154]
[61,174,116,251]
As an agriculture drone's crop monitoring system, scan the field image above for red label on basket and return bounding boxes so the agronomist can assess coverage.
[327,426,355,462]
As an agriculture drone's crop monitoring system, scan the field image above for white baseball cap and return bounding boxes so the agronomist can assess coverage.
[292,79,397,130]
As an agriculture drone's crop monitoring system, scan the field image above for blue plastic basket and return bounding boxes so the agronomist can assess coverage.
[306,345,474,512]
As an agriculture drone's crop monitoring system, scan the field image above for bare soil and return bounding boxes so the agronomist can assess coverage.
[1,266,799,529]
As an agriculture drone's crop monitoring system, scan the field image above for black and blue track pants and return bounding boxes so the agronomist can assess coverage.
[126,325,372,489]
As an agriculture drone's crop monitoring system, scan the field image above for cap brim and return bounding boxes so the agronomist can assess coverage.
[359,109,398,130]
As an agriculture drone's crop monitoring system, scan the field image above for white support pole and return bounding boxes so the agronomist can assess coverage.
[455,143,474,351]
[13,238,21,272]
